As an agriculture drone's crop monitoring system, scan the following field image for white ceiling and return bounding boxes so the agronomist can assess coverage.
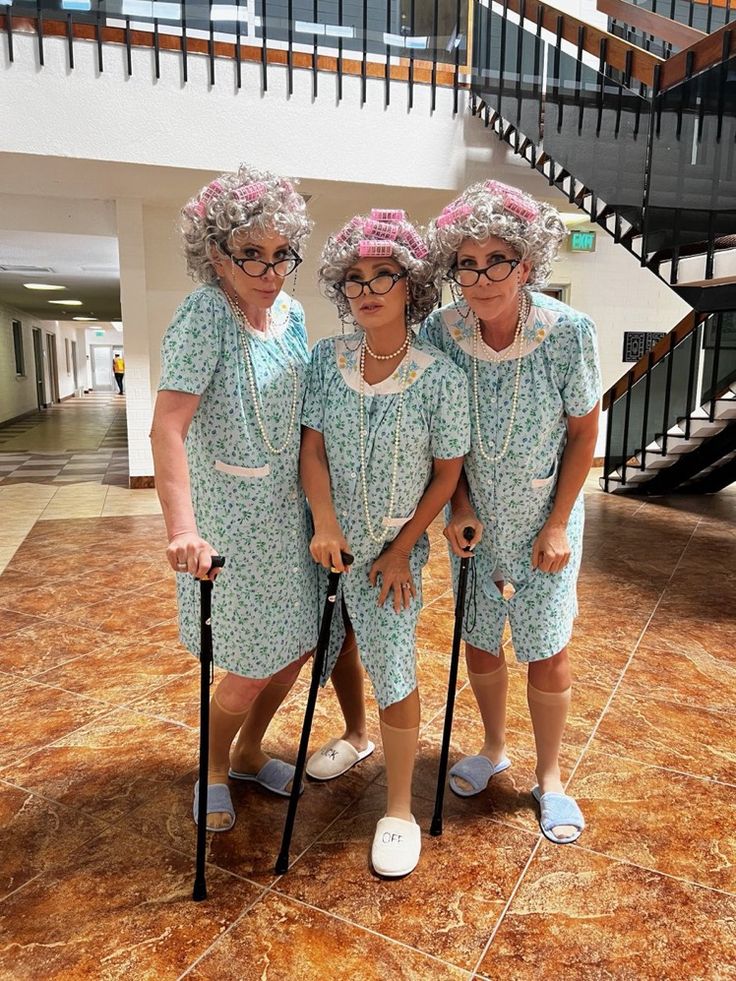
[0,230,121,321]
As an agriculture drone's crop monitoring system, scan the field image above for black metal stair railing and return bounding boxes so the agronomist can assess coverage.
[608,0,736,59]
[1,0,469,111]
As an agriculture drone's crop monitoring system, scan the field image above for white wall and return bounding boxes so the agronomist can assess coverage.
[0,302,39,423]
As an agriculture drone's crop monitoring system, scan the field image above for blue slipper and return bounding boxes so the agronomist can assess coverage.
[193,780,235,832]
[228,758,303,798]
[448,755,511,797]
[531,786,585,844]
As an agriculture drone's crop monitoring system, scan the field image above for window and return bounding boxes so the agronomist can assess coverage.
[12,320,25,375]
[65,337,71,373]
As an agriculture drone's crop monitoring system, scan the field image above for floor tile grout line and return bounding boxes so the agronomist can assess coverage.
[471,518,703,975]
[258,888,474,978]
[175,884,273,980]
[0,871,45,906]
[562,518,703,795]
[584,746,736,791]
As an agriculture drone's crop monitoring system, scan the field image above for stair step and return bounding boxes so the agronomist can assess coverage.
[656,433,706,453]
[678,415,728,437]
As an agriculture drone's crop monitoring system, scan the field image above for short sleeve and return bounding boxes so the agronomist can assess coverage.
[429,361,471,460]
[420,309,446,351]
[287,298,309,359]
[158,288,223,395]
[561,316,602,417]
[301,339,330,434]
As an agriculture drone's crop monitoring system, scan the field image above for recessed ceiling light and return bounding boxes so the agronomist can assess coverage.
[24,283,67,291]
[73,316,97,321]
[48,299,83,306]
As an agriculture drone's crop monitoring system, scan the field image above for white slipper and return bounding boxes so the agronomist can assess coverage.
[305,737,376,781]
[371,815,421,878]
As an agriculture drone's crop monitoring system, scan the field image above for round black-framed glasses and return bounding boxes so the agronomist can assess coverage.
[227,248,302,278]
[450,258,520,287]
[339,271,407,300]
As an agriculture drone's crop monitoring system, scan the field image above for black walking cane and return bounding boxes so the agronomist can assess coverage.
[275,549,354,874]
[193,554,226,903]
[430,527,475,837]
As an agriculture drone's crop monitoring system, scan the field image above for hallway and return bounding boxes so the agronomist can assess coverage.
[0,393,128,487]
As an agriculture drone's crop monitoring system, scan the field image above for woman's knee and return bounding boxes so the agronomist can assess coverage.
[465,642,505,674]
[271,651,311,687]
[528,647,570,691]
[216,671,269,711]
[379,687,420,728]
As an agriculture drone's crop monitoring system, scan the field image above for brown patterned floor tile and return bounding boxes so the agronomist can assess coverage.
[0,620,111,677]
[56,591,176,635]
[126,670,202,728]
[37,640,194,707]
[566,750,736,892]
[480,843,736,980]
[0,825,259,980]
[188,891,470,981]
[642,611,736,663]
[0,677,111,770]
[1,708,198,823]
[0,608,44,637]
[416,593,457,654]
[275,784,535,970]
[0,782,105,900]
[590,689,735,784]
[617,644,736,716]
[0,580,120,618]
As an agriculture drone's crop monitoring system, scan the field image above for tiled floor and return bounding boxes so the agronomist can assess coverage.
[0,478,734,978]
[0,393,128,485]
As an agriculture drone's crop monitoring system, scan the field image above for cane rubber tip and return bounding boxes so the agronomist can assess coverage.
[192,885,207,902]
[274,857,289,875]
[429,821,443,837]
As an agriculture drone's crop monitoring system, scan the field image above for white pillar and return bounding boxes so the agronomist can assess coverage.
[116,199,155,484]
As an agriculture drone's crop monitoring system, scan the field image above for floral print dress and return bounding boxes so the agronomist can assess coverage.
[302,331,470,708]
[422,292,602,662]
[158,285,318,678]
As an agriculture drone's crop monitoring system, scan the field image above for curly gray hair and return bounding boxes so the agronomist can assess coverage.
[318,210,439,327]
[428,180,566,288]
[179,164,313,285]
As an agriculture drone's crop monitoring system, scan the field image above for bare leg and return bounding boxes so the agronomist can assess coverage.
[379,687,420,821]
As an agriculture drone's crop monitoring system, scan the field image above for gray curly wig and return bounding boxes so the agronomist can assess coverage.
[179,164,313,285]
[318,210,439,327]
[428,180,566,288]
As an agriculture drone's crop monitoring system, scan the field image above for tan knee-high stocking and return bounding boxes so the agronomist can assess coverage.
[209,688,250,784]
[379,719,419,822]
[527,682,571,795]
[231,676,294,768]
[468,662,509,763]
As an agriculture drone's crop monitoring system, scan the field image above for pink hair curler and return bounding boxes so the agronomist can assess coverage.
[370,208,406,222]
[358,240,395,257]
[436,203,472,228]
[232,181,268,204]
[363,219,400,241]
[400,226,430,258]
[484,180,540,221]
[335,216,363,244]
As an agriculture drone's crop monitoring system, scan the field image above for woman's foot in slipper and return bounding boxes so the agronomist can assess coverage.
[371,814,421,878]
[531,785,584,843]
[306,736,375,781]
[229,752,301,797]
[193,780,236,832]
[449,747,511,796]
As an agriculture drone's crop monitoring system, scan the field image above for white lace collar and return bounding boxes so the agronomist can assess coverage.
[442,298,556,362]
[335,333,435,395]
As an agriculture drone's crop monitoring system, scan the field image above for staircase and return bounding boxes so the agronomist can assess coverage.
[468,0,736,493]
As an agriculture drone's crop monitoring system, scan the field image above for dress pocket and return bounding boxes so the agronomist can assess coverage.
[214,460,271,479]
[381,506,418,529]
[531,459,558,489]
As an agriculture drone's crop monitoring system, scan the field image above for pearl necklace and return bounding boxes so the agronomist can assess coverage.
[472,294,530,463]
[224,290,299,457]
[358,333,412,545]
[364,331,411,361]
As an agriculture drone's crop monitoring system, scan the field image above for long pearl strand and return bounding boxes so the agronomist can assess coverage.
[359,333,412,545]
[224,291,298,456]
[472,293,530,463]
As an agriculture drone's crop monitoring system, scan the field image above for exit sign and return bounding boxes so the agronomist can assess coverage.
[95,330,105,336]
[570,229,597,253]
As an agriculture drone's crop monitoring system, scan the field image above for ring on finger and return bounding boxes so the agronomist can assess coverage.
[176,561,187,570]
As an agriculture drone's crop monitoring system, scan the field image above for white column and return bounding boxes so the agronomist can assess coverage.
[116,198,154,483]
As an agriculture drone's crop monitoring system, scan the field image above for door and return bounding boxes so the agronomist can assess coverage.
[32,327,46,409]
[91,345,114,392]
[45,333,60,403]
[71,340,79,392]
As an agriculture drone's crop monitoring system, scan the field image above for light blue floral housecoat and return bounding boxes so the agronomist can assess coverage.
[422,292,602,661]
[302,331,470,708]
[158,285,318,678]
